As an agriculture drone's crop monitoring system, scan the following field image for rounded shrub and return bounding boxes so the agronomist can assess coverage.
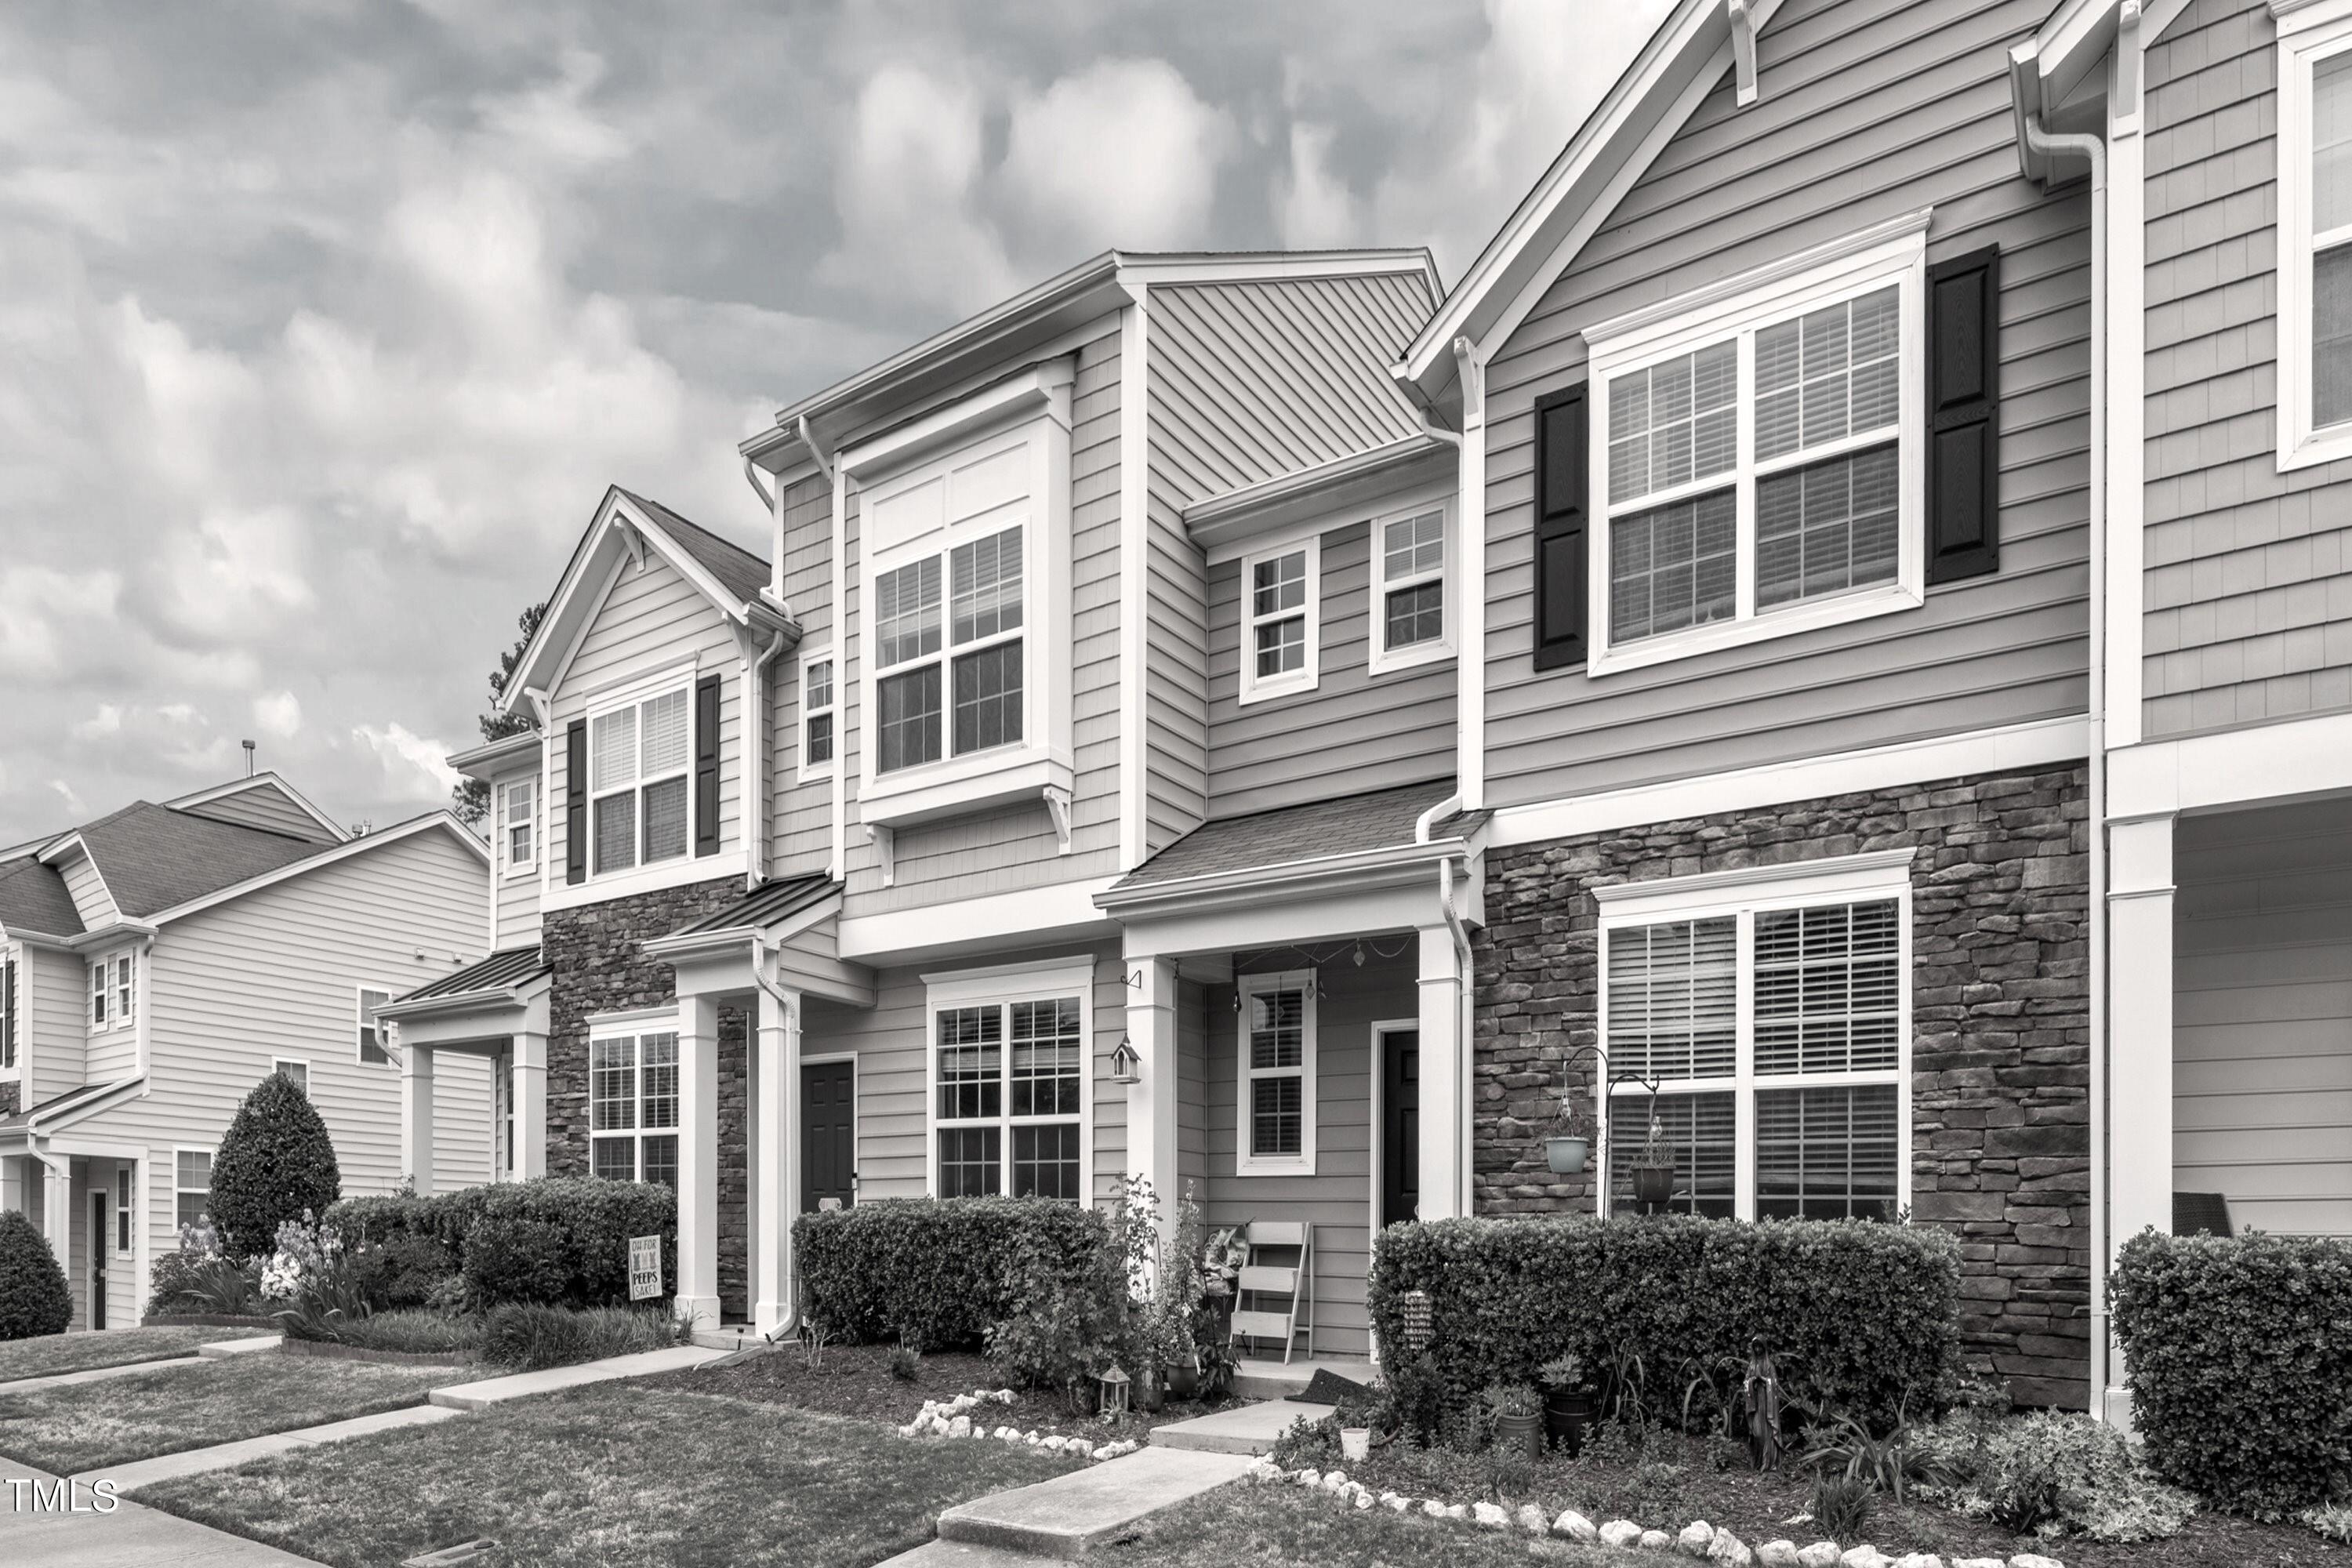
[0,1210,72,1340]
[209,1072,342,1261]
[794,1197,1112,1349]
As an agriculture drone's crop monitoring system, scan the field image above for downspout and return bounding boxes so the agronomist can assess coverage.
[741,456,775,513]
[743,624,792,893]
[132,931,156,1092]
[2024,112,2109,1417]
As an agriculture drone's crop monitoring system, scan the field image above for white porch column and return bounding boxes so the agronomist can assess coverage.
[1125,955,1181,1249]
[1417,924,1467,1221]
[2103,811,2176,1422]
[400,1042,436,1195]
[751,983,799,1336]
[512,1032,548,1181]
[38,1154,69,1265]
[676,993,722,1328]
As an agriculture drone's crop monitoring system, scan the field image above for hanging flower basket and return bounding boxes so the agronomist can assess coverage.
[1632,1165,1676,1207]
[1544,1135,1591,1174]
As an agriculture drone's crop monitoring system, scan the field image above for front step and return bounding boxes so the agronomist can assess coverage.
[1229,1355,1375,1403]
[935,1446,1254,1558]
[1149,1398,1329,1456]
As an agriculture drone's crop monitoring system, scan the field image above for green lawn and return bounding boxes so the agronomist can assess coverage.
[0,1326,271,1385]
[0,1352,445,1473]
[1098,1483,1619,1567]
[134,1385,1087,1567]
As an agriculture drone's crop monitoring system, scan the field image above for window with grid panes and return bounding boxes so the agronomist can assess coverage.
[590,688,691,875]
[933,989,1083,1200]
[803,655,834,769]
[590,1030,680,1186]
[1238,972,1314,1173]
[1247,547,1310,688]
[874,527,1024,774]
[1378,510,1446,652]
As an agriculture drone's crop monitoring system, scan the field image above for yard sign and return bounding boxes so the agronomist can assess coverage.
[629,1234,662,1301]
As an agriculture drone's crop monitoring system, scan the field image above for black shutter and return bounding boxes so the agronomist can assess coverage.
[1532,383,1590,670]
[564,720,588,885]
[1926,245,2001,584]
[693,673,721,857]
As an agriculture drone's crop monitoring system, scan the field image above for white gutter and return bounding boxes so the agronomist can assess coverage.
[2024,111,2109,1420]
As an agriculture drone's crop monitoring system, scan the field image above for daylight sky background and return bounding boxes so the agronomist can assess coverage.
[0,0,1671,844]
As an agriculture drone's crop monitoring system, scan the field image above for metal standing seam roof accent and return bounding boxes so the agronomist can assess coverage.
[398,946,550,1002]
[616,489,773,608]
[1112,782,1477,890]
[665,874,839,938]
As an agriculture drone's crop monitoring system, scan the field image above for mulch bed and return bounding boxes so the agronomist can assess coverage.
[277,1338,474,1368]
[1335,1432,2352,1568]
[652,1341,1247,1440]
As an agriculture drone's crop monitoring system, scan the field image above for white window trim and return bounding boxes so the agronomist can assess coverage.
[1593,848,1913,1221]
[587,1016,683,1185]
[1236,968,1319,1176]
[272,1057,310,1093]
[2277,8,2352,469]
[1584,214,1929,677]
[356,984,394,1066]
[89,958,107,1031]
[172,1145,211,1236]
[499,777,537,880]
[89,950,133,1033]
[1237,534,1322,706]
[585,674,698,882]
[921,957,1094,1200]
[1367,495,1456,677]
[114,1163,134,1255]
[797,644,837,783]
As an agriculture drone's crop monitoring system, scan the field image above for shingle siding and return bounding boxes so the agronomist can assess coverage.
[1479,0,2092,808]
[2143,0,2352,734]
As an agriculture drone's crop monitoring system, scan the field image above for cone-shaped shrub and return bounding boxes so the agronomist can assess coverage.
[0,1209,71,1340]
[210,1071,341,1261]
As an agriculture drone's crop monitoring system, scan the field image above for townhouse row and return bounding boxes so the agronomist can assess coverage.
[9,0,2347,1425]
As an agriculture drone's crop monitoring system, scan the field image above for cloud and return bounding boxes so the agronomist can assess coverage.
[1275,122,1367,250]
[253,691,303,739]
[1000,59,1229,256]
[352,722,463,803]
[818,64,1015,318]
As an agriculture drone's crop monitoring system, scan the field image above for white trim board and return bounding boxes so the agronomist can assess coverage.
[836,877,1118,966]
[1486,716,2089,848]
[2106,710,2352,819]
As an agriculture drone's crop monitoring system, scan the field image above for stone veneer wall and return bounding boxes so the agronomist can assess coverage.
[542,874,750,1323]
[0,1082,17,1119]
[1472,764,2092,1410]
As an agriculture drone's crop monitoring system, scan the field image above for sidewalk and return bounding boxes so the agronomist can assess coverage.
[0,1456,330,1567]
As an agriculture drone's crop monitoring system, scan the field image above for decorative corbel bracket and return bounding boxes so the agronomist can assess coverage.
[616,518,647,572]
[1730,0,1759,107]
[1043,783,1074,855]
[866,822,895,887]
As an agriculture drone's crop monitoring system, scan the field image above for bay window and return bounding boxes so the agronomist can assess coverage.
[2278,10,2352,467]
[590,687,691,875]
[590,1028,680,1186]
[1597,852,1910,1221]
[927,964,1087,1201]
[1237,971,1316,1174]
[1584,214,1925,673]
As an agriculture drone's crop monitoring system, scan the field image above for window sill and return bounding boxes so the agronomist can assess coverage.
[1236,1156,1317,1178]
[1367,638,1454,678]
[2277,419,2352,473]
[861,750,1073,831]
[1589,579,1921,677]
[1236,674,1318,709]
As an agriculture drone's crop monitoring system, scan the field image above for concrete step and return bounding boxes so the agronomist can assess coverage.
[1229,1355,1374,1403]
[1149,1399,1329,1457]
[874,1539,1062,1568]
[935,1446,1254,1559]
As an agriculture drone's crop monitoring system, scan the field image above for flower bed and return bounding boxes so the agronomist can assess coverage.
[278,1338,471,1367]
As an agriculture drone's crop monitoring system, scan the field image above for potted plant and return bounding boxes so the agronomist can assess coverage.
[1335,1391,1377,1463]
[1483,1381,1544,1463]
[1630,1112,1676,1210]
[1544,1091,1592,1174]
[1537,1353,1596,1455]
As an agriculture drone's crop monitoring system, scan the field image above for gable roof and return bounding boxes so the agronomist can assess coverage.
[60,801,333,920]
[501,486,795,720]
[162,772,347,844]
[0,855,85,938]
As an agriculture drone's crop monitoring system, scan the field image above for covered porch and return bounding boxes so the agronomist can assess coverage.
[0,1082,147,1331]
[1100,782,1483,1360]
[376,946,553,1191]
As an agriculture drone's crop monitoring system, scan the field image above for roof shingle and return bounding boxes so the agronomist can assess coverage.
[1114,781,1469,889]
[74,802,336,919]
[619,490,771,608]
[0,855,84,938]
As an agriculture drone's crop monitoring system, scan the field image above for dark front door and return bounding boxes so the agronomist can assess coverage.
[88,1190,107,1330]
[801,1061,856,1212]
[1380,1029,1420,1229]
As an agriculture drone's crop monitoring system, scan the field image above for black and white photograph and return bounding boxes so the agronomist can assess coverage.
[1,1,2348,1564]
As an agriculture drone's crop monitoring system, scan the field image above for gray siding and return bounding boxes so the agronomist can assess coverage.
[485,758,543,949]
[2143,0,2352,735]
[1482,0,2092,808]
[797,941,1129,1205]
[771,473,837,881]
[180,782,336,844]
[2175,797,2352,1235]
[547,550,744,874]
[1203,521,1457,816]
[60,852,114,928]
[20,941,85,1105]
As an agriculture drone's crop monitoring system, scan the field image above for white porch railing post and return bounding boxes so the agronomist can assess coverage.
[752,984,798,1336]
[676,993,722,1329]
[400,1042,436,1196]
[512,1031,548,1181]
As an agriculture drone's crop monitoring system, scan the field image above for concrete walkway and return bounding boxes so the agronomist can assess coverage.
[0,1457,330,1566]
[931,1446,1255,1558]
[198,1336,285,1360]
[0,1335,283,1398]
[426,1343,724,1410]
[81,1405,461,1492]
[1149,1398,1329,1456]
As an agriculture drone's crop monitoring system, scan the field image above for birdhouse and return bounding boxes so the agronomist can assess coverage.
[1109,1034,1142,1085]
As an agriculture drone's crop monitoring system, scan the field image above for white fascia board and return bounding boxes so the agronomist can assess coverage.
[1488,716,2091,848]
[1398,0,1724,391]
[837,358,1076,485]
[1096,837,1479,921]
[1189,436,1454,558]
[445,730,542,780]
[163,773,350,844]
[2106,710,2352,820]
[1591,845,1918,919]
[1117,249,1441,296]
[836,877,1117,968]
[147,812,489,927]
[608,492,770,626]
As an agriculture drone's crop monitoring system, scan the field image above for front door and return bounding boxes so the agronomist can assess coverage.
[87,1189,107,1330]
[801,1060,856,1211]
[1380,1029,1420,1229]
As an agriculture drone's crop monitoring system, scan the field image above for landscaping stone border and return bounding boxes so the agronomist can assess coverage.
[898,1389,1142,1464]
[278,1338,476,1368]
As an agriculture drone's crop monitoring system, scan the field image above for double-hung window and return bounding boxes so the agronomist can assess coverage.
[1585,216,1925,673]
[89,953,131,1031]
[590,687,691,876]
[801,652,835,775]
[115,1166,133,1253]
[500,779,535,873]
[1,955,15,1068]
[273,1058,309,1094]
[929,967,1086,1201]
[2280,12,2352,467]
[874,528,1025,773]
[1239,537,1319,703]
[89,960,107,1029]
[357,987,393,1066]
[1237,971,1316,1174]
[1370,507,1450,673]
[590,1028,680,1186]
[1596,852,1910,1221]
[174,1149,211,1232]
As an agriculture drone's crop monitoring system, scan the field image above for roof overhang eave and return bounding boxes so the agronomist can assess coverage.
[1185,434,1455,552]
[377,971,550,1022]
[1096,835,1481,922]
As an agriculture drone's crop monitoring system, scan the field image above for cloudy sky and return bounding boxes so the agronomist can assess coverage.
[0,0,1668,844]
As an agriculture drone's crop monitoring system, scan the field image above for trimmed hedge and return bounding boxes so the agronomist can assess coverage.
[1368,1214,1960,1431]
[324,1178,676,1310]
[209,1073,341,1261]
[2111,1229,2352,1516]
[0,1210,72,1341]
[795,1197,1110,1348]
